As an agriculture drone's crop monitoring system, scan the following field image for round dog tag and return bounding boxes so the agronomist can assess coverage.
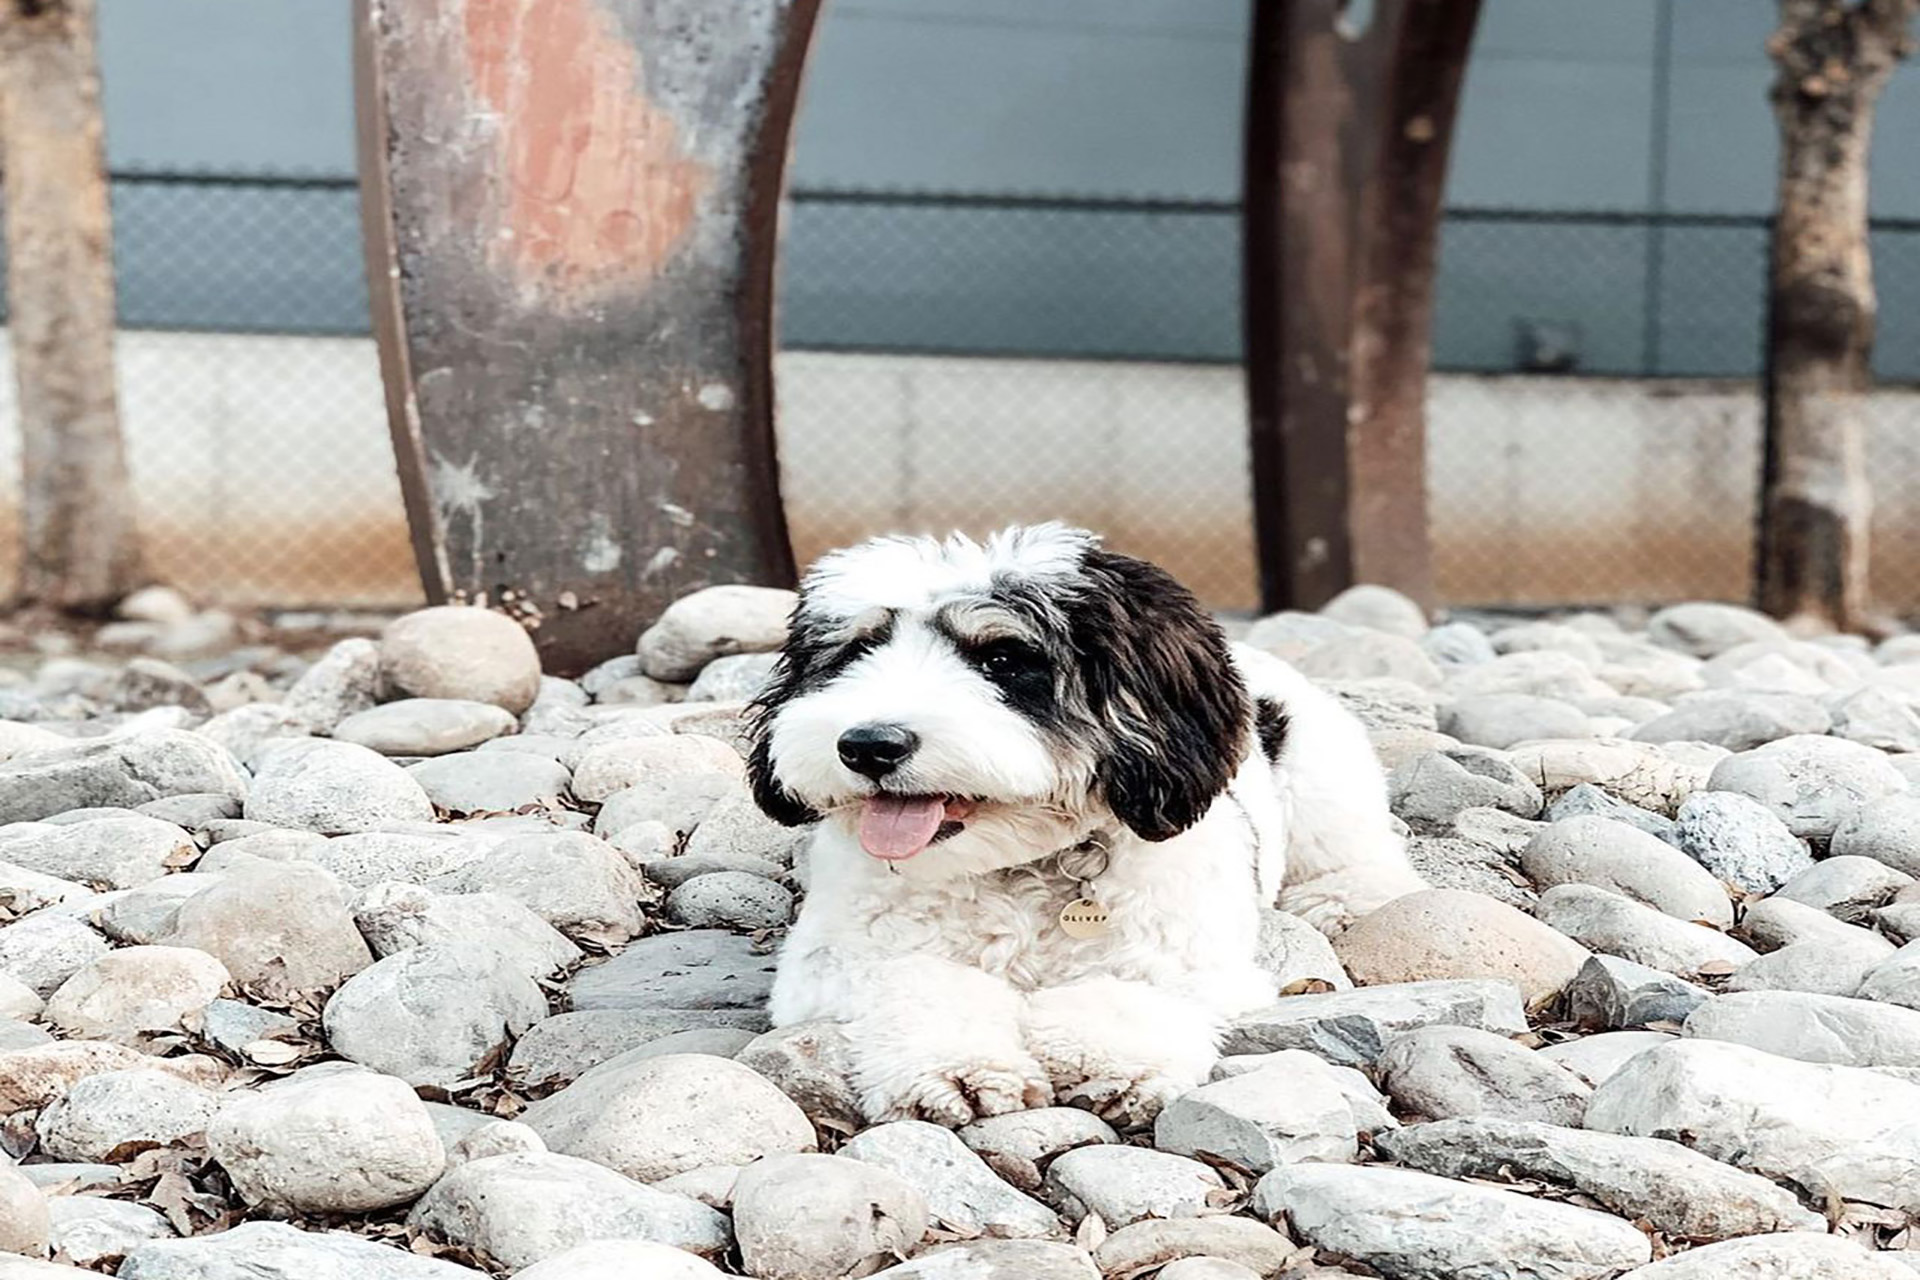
[1058,898,1110,939]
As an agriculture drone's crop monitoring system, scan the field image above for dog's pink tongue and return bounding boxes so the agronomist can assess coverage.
[859,795,946,860]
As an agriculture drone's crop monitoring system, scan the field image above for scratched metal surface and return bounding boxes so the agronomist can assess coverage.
[358,0,811,673]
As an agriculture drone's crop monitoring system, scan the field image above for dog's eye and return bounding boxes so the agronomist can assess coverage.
[973,640,1043,680]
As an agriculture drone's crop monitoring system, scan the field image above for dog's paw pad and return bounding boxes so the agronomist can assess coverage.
[1063,1072,1183,1131]
[887,1059,1051,1127]
[1281,893,1358,935]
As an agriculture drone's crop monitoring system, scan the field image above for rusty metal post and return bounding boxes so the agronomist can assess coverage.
[1243,0,1480,613]
[357,0,814,674]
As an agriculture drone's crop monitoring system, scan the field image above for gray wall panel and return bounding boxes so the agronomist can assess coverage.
[790,5,1246,197]
[1870,72,1920,216]
[1473,0,1657,61]
[1447,58,1655,210]
[1668,0,1775,60]
[1662,65,1776,215]
[98,0,355,176]
[1430,219,1651,374]
[780,198,1239,360]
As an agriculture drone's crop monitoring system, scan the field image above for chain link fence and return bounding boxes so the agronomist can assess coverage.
[782,191,1920,615]
[0,174,1915,616]
[0,171,417,609]
[110,173,418,609]
[779,190,1254,605]
[1429,211,1920,611]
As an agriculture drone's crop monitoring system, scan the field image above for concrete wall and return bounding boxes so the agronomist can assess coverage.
[9,332,1917,614]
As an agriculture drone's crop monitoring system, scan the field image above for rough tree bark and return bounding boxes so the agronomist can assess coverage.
[0,0,143,612]
[1243,0,1480,613]
[1758,0,1916,629]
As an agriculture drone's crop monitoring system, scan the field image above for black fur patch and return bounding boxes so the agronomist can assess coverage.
[967,584,1074,732]
[745,606,827,827]
[1066,548,1249,841]
[1254,698,1291,762]
[814,615,894,685]
[937,620,1057,724]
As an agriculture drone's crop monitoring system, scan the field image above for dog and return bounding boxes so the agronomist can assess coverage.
[746,524,1424,1128]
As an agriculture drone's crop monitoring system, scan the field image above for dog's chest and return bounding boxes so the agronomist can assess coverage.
[878,863,1168,991]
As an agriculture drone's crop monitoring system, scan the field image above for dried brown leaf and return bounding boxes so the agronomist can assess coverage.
[144,1171,202,1236]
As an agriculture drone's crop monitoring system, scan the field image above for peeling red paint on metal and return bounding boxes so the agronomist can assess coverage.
[463,0,708,301]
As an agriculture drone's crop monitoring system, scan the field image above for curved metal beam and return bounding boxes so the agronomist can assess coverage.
[357,0,815,673]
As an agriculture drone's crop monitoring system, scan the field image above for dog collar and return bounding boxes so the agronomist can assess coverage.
[1052,827,1114,886]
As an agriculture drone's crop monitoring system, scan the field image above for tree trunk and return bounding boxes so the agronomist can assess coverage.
[1758,0,1915,629]
[1243,0,1480,613]
[0,0,142,612]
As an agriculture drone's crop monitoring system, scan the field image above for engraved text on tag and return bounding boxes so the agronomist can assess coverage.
[1058,898,1111,938]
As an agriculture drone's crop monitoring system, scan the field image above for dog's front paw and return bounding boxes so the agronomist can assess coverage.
[1277,882,1363,935]
[866,1055,1053,1127]
[1059,1070,1185,1131]
[1280,866,1425,936]
[1023,977,1218,1131]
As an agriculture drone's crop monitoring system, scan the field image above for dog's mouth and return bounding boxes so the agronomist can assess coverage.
[857,793,977,861]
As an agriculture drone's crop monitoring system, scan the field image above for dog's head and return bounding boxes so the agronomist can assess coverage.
[747,524,1249,874]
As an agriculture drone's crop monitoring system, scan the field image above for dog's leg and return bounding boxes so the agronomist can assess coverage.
[1020,975,1225,1130]
[1279,858,1428,932]
[1275,756,1427,932]
[1232,643,1427,933]
[773,943,1050,1127]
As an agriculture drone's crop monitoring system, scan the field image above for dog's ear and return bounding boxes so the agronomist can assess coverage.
[745,606,825,828]
[1072,549,1248,841]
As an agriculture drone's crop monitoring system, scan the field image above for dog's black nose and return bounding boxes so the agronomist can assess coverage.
[838,723,919,779]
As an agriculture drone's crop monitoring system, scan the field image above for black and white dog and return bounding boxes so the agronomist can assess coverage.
[747,525,1422,1127]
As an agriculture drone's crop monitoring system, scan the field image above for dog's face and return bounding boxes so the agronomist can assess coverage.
[747,525,1249,875]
